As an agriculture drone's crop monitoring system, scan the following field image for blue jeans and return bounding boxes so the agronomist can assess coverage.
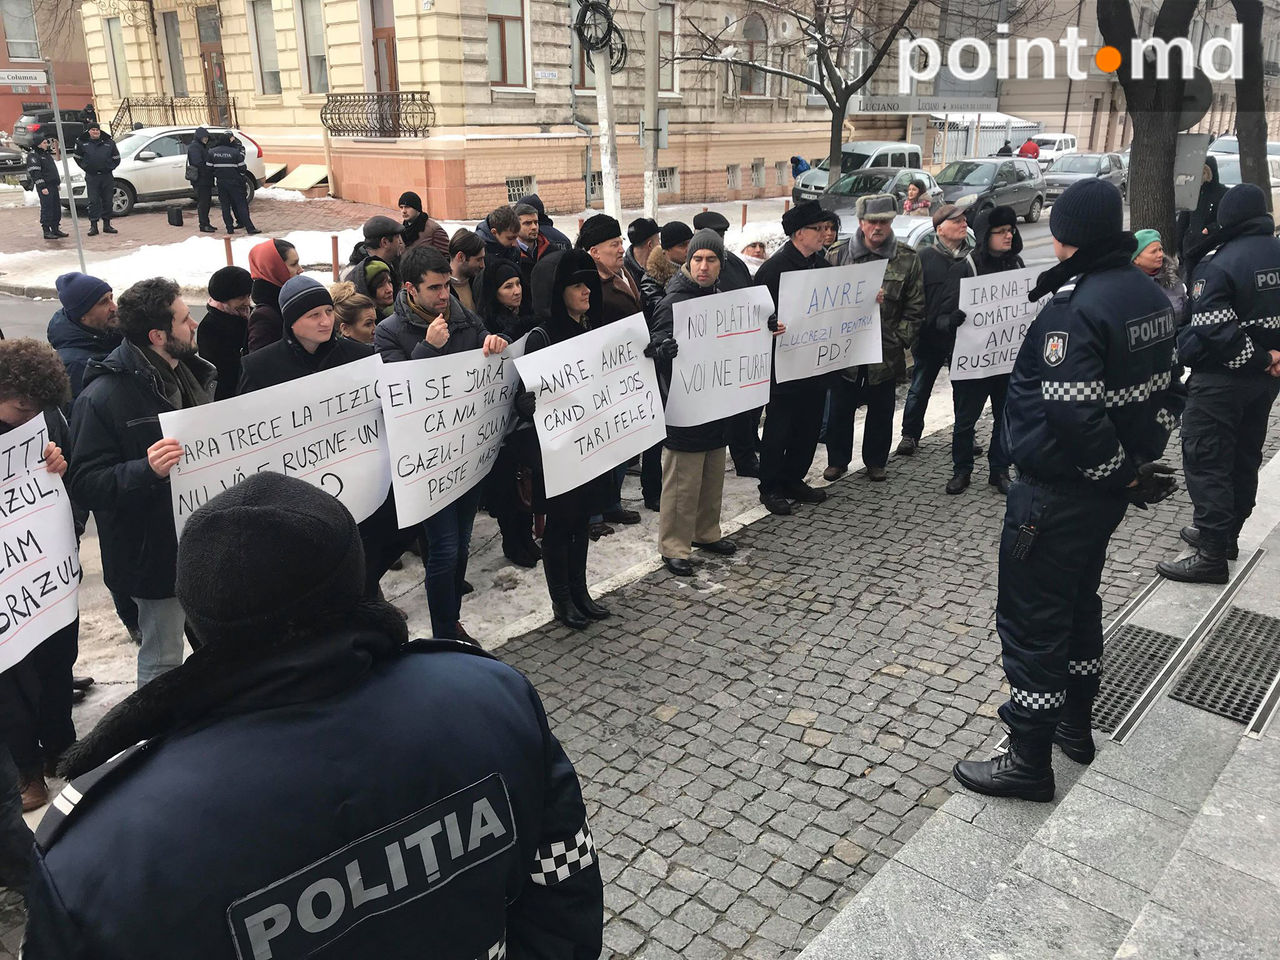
[900,343,950,441]
[134,596,187,687]
[424,486,481,639]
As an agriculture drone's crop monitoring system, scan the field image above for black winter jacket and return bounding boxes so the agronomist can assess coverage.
[186,128,213,184]
[651,269,730,452]
[71,133,120,176]
[196,305,248,401]
[623,246,647,291]
[239,319,374,394]
[476,221,521,267]
[719,251,753,292]
[26,147,59,191]
[46,309,124,401]
[245,280,284,354]
[205,139,248,185]
[918,239,976,356]
[67,342,216,598]
[754,241,825,395]
[374,290,489,363]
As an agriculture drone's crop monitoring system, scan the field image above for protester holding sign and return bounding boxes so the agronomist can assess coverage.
[0,340,79,812]
[513,251,617,629]
[69,279,214,688]
[825,194,925,483]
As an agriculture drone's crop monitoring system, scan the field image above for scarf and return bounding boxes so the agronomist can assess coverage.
[249,240,292,287]
[1028,232,1139,301]
[138,344,211,409]
[408,288,449,327]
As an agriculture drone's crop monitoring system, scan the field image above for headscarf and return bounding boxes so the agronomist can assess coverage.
[248,240,293,287]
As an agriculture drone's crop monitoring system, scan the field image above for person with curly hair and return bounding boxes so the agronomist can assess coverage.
[0,339,80,814]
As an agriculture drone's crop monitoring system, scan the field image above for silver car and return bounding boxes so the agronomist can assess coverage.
[1043,153,1127,203]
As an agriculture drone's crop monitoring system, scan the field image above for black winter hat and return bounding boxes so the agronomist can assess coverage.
[1217,183,1269,228]
[1049,179,1124,247]
[627,217,660,246]
[660,221,693,250]
[398,191,423,212]
[208,265,253,302]
[693,211,731,234]
[576,214,622,251]
[782,200,827,236]
[176,473,365,646]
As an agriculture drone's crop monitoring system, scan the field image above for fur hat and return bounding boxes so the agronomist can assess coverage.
[855,194,898,222]
[576,214,622,251]
[782,200,827,236]
[208,266,253,302]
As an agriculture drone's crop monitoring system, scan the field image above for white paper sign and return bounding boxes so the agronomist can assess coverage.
[513,313,666,499]
[666,287,776,427]
[380,337,527,527]
[0,416,80,673]
[160,354,391,534]
[774,261,887,383]
[953,266,1052,381]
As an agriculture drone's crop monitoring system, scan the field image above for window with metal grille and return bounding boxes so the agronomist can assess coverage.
[507,176,535,204]
[727,164,741,189]
[775,161,787,186]
[657,167,677,193]
[751,159,765,188]
[587,171,603,199]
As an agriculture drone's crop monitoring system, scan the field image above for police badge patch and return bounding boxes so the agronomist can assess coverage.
[1192,278,1205,300]
[1044,332,1068,366]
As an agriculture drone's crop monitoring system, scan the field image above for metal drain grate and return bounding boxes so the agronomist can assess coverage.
[1171,607,1280,724]
[1094,625,1184,733]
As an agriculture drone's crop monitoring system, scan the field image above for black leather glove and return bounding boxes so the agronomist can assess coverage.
[1128,461,1177,508]
[644,337,678,361]
[950,309,967,330]
[514,389,536,421]
[767,313,780,332]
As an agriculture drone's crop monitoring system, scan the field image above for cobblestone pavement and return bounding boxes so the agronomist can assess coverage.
[496,396,1280,960]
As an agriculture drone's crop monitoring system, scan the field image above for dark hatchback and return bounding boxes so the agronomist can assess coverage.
[934,157,1046,223]
[12,109,85,148]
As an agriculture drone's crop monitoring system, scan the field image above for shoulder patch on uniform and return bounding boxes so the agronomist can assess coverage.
[1044,331,1069,366]
[1191,278,1205,300]
[226,773,516,960]
[1256,269,1280,292]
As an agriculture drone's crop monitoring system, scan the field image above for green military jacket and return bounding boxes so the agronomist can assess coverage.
[830,230,926,385]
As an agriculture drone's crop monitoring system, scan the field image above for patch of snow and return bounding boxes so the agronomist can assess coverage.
[254,187,308,202]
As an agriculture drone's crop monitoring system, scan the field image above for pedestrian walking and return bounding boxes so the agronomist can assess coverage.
[245,238,302,352]
[1017,137,1040,160]
[68,278,216,688]
[399,190,449,253]
[791,155,811,178]
[196,265,253,401]
[996,140,1013,156]
[1157,184,1280,583]
[24,473,602,960]
[205,132,258,235]
[71,120,120,236]
[27,136,66,240]
[824,194,925,483]
[953,179,1181,802]
[186,127,217,233]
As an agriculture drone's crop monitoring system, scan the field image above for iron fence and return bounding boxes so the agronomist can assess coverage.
[110,96,238,133]
[320,92,436,138]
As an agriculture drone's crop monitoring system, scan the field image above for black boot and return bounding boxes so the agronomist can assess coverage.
[103,220,117,234]
[53,226,69,238]
[1156,547,1229,585]
[953,738,1055,802]
[87,220,99,236]
[568,531,610,620]
[1180,525,1239,560]
[42,225,57,239]
[1054,696,1096,764]
[543,537,588,629]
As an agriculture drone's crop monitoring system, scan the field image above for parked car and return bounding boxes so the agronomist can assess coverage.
[1212,154,1280,213]
[818,167,943,214]
[1208,136,1280,157]
[58,125,266,217]
[934,157,1046,222]
[12,108,86,148]
[0,142,24,175]
[792,141,925,203]
[1043,152,1127,203]
[1023,132,1077,168]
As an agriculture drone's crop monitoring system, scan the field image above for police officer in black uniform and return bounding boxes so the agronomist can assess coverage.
[206,132,260,236]
[24,474,603,959]
[953,180,1182,802]
[1157,183,1280,584]
[186,127,217,233]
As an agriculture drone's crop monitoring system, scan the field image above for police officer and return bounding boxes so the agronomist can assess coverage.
[27,136,67,241]
[25,473,603,959]
[186,127,217,233]
[71,120,120,236]
[953,180,1182,802]
[206,132,259,236]
[1157,183,1280,584]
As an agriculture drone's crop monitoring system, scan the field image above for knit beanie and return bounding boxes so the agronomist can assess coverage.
[55,272,111,321]
[1049,179,1124,247]
[693,211,731,234]
[660,221,693,250]
[576,214,622,251]
[364,258,391,292]
[208,265,253,302]
[686,228,726,265]
[398,191,423,212]
[279,275,334,328]
[627,217,660,246]
[176,473,365,647]
[1217,183,1269,228]
[782,200,827,236]
[1131,229,1162,262]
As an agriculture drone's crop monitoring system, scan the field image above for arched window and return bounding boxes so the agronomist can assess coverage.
[738,13,767,96]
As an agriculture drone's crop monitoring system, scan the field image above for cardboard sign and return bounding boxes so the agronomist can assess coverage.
[513,313,666,499]
[773,261,887,383]
[380,337,526,527]
[0,415,80,673]
[953,266,1052,380]
[160,354,391,534]
[666,286,776,427]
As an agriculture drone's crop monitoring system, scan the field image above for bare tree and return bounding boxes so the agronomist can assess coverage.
[1230,0,1271,209]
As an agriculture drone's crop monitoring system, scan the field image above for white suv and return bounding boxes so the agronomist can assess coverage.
[59,125,267,217]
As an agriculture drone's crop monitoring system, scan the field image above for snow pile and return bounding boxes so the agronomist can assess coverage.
[254,187,308,202]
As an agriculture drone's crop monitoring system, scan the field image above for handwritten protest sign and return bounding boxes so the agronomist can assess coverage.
[0,415,79,673]
[513,313,665,499]
[160,354,391,534]
[666,287,776,427]
[953,266,1051,381]
[774,261,887,383]
[380,337,527,527]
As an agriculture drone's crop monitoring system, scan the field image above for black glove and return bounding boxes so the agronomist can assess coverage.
[644,337,678,361]
[514,389,536,421]
[950,309,967,330]
[1128,461,1177,508]
[767,314,780,332]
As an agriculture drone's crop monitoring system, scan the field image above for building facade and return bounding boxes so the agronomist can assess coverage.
[0,0,92,136]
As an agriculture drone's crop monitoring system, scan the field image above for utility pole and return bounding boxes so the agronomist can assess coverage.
[46,58,86,273]
[593,56,622,219]
[642,2,659,218]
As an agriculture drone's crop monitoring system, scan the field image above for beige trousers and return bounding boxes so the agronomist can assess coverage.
[659,447,727,559]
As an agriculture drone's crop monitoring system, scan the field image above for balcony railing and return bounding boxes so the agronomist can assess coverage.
[320,92,437,139]
[1266,59,1280,78]
[111,96,238,133]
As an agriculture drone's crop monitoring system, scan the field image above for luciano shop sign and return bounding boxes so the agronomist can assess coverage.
[846,96,999,115]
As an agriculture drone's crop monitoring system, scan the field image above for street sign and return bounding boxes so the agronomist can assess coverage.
[0,69,47,85]
[846,95,998,115]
